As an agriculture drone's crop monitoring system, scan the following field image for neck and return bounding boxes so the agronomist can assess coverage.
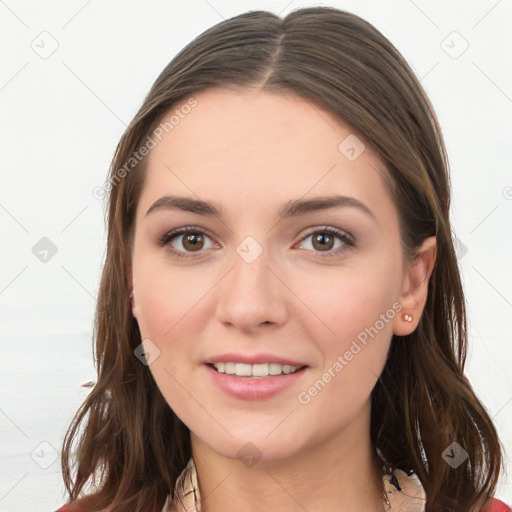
[190,401,385,512]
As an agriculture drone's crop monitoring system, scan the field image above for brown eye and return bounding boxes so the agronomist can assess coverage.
[297,227,355,257]
[311,232,335,251]
[181,233,204,251]
[159,227,217,258]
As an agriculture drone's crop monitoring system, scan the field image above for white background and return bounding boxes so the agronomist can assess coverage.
[0,1,511,510]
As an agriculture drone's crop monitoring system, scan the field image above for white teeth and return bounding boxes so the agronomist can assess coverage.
[235,363,252,377]
[251,363,269,377]
[269,363,282,375]
[211,362,300,377]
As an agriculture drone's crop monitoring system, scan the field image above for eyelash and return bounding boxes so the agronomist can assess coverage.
[158,225,355,259]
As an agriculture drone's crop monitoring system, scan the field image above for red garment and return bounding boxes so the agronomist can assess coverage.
[486,499,512,512]
[54,498,511,511]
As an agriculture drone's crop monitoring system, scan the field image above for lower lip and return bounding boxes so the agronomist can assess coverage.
[204,364,308,401]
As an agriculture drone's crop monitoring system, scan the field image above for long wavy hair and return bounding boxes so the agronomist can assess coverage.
[61,7,504,512]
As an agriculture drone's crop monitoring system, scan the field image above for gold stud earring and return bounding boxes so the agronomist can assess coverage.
[403,313,413,322]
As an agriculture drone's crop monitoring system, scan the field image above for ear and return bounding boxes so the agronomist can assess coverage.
[393,236,437,336]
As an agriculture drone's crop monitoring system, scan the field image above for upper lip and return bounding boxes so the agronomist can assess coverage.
[206,353,308,367]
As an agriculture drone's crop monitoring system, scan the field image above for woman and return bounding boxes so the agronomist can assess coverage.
[56,7,510,512]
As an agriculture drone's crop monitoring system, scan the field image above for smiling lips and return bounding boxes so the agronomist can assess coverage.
[205,353,309,399]
[206,353,308,379]
[205,362,308,401]
[210,362,303,377]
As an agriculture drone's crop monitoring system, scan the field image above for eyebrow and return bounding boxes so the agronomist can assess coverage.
[145,194,375,220]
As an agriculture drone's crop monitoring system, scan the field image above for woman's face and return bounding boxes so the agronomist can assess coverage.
[131,87,414,462]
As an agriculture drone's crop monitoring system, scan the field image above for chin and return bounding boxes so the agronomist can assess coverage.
[191,418,315,464]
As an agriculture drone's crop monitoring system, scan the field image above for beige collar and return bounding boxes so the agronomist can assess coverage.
[163,457,426,511]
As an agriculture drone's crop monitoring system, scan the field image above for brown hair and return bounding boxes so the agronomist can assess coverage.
[61,7,504,512]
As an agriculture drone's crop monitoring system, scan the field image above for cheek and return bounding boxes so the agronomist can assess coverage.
[295,253,402,346]
[291,252,401,411]
[295,277,398,425]
[131,255,202,414]
[132,246,210,339]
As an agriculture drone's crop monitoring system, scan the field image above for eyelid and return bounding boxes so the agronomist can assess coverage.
[294,226,355,258]
[298,226,355,246]
[158,225,355,258]
[158,225,215,245]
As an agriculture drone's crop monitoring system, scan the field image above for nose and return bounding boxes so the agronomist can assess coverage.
[214,248,288,332]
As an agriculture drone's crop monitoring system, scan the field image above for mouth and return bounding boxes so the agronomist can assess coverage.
[207,362,308,378]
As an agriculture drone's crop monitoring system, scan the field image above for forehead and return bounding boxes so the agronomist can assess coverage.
[149,87,377,165]
[140,87,394,221]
